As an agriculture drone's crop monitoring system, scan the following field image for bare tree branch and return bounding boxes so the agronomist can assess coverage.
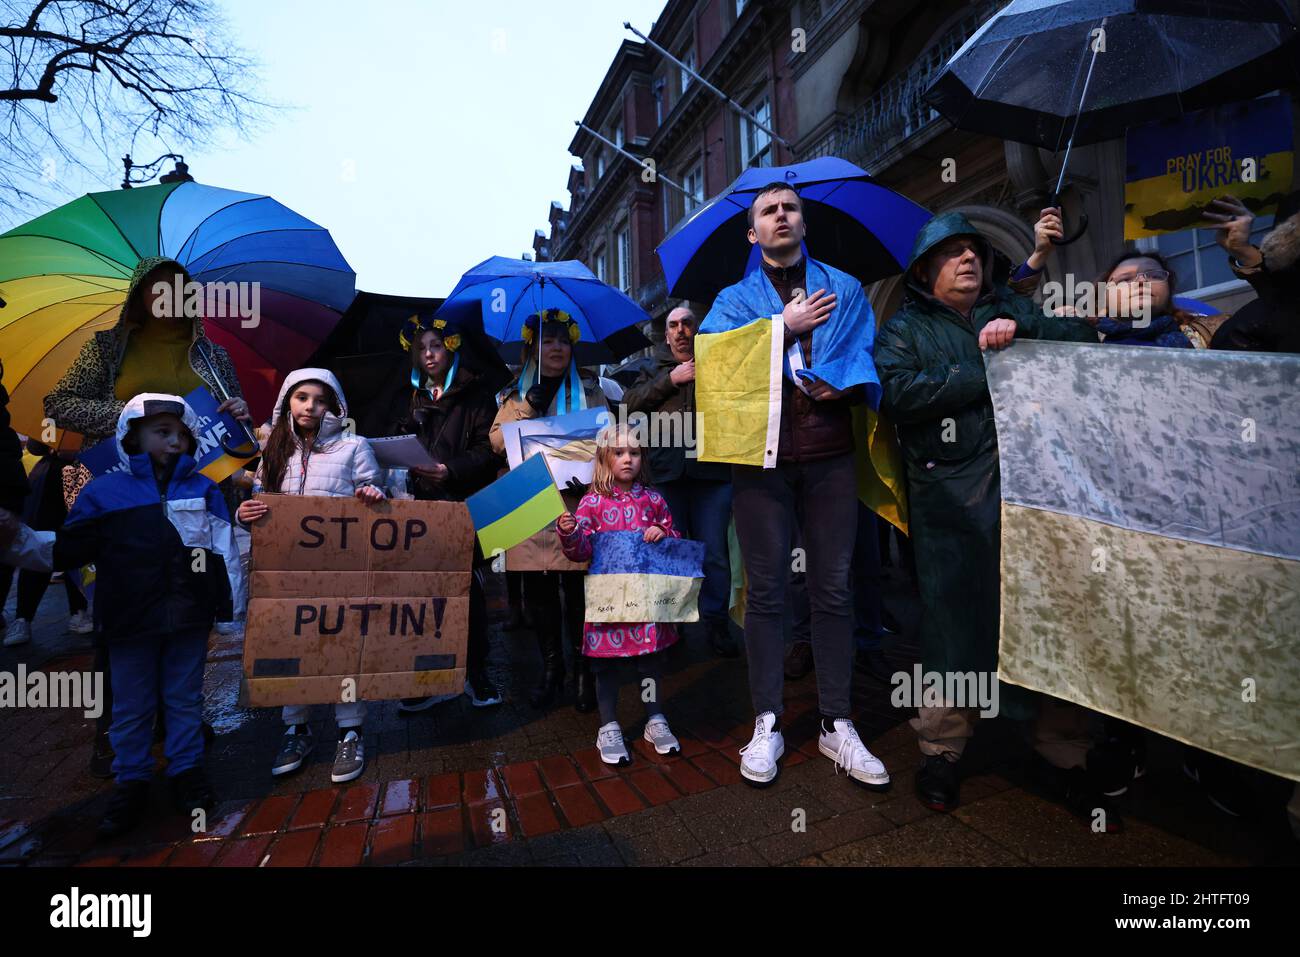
[1,0,268,216]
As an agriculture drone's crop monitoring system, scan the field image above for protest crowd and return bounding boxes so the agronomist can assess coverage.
[0,1,1294,858]
[0,173,1295,849]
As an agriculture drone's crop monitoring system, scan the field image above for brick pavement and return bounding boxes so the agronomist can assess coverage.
[2,568,1296,867]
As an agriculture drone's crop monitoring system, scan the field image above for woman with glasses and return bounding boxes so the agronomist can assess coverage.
[1084,251,1225,349]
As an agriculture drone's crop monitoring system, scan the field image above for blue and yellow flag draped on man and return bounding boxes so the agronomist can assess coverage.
[695,256,908,533]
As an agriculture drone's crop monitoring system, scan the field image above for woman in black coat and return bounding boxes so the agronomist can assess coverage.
[387,314,506,709]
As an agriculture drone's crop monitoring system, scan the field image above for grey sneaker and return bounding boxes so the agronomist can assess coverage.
[3,618,31,647]
[272,726,313,777]
[643,714,680,755]
[331,730,365,783]
[596,721,631,766]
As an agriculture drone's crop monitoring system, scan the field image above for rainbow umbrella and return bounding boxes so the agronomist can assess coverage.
[0,181,356,438]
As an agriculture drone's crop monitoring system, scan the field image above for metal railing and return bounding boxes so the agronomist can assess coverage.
[801,0,1004,169]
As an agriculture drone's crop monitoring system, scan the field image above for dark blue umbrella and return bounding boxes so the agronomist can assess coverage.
[436,257,650,364]
[925,0,1300,243]
[655,157,932,302]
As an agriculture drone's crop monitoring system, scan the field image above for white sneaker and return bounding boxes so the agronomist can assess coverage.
[67,610,93,634]
[597,721,631,766]
[642,714,680,755]
[739,712,784,787]
[3,619,31,647]
[819,718,890,789]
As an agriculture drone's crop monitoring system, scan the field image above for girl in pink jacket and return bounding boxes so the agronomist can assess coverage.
[557,425,682,766]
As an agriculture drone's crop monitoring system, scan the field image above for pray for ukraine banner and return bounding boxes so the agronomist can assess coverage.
[1124,94,1294,240]
[987,340,1300,782]
[585,530,705,624]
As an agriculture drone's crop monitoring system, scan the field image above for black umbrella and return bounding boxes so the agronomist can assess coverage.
[926,0,1300,243]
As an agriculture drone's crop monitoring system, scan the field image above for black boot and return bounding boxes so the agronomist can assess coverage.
[528,621,565,709]
[708,619,740,658]
[916,754,960,812]
[97,781,151,840]
[573,655,597,713]
[89,731,115,779]
[171,767,216,815]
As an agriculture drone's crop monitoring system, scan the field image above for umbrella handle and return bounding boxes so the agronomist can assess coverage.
[1049,192,1088,246]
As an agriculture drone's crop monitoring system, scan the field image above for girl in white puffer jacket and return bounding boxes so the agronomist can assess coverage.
[236,368,385,784]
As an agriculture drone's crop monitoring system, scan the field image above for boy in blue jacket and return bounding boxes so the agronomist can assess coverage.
[0,393,246,838]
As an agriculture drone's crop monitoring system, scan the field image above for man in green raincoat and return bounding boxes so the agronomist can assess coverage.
[875,211,1116,823]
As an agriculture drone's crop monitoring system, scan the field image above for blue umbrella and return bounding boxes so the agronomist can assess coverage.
[436,257,650,364]
[656,157,932,302]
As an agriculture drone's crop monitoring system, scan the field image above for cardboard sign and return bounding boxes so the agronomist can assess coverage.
[1124,95,1295,239]
[240,494,474,707]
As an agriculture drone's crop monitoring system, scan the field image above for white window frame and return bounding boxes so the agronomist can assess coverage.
[594,245,607,284]
[1135,214,1275,298]
[679,46,696,95]
[740,93,773,169]
[616,225,632,292]
[683,162,704,214]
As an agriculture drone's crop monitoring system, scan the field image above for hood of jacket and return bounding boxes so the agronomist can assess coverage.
[117,256,211,343]
[114,391,202,469]
[904,211,995,301]
[272,367,351,446]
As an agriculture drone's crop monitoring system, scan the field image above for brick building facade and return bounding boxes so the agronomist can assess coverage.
[533,0,1288,356]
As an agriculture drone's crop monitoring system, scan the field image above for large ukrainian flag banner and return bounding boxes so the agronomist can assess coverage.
[1124,95,1294,240]
[987,341,1300,781]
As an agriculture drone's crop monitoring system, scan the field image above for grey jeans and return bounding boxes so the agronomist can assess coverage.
[732,453,859,719]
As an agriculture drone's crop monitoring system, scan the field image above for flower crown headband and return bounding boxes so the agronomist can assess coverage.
[521,308,581,346]
[399,314,462,353]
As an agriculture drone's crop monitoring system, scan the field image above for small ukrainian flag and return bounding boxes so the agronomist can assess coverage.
[466,454,565,558]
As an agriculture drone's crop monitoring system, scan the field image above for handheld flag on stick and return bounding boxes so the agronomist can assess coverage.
[466,454,565,558]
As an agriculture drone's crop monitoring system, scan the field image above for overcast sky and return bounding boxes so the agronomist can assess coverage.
[11,0,667,296]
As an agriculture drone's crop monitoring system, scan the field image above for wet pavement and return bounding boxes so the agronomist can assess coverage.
[2,561,1297,867]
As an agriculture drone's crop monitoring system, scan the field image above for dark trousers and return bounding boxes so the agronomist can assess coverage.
[852,503,885,652]
[108,630,208,783]
[17,570,86,621]
[590,653,667,726]
[467,568,488,677]
[522,570,585,658]
[657,478,733,624]
[732,454,858,719]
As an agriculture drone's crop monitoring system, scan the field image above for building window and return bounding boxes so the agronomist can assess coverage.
[654,77,666,124]
[616,226,632,292]
[594,245,607,284]
[613,118,624,148]
[1137,215,1275,295]
[740,94,773,169]
[684,162,704,213]
[595,149,606,180]
[679,46,695,95]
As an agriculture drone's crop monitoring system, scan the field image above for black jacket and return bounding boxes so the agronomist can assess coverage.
[387,367,503,502]
[621,343,730,485]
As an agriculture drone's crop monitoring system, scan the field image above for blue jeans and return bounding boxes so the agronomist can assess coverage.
[657,478,733,625]
[108,630,208,783]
